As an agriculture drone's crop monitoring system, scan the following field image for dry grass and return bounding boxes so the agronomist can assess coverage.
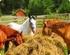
[5,29,68,55]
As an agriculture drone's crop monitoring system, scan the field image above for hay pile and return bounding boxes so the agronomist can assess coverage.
[5,33,68,55]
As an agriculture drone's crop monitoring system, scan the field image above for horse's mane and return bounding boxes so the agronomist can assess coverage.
[50,22,70,29]
[22,18,29,25]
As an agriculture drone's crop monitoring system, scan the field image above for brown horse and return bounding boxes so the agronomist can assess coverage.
[0,24,23,52]
[42,19,70,49]
[42,19,63,35]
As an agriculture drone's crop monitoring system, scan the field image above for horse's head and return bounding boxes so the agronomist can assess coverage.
[29,15,36,35]
[42,19,63,35]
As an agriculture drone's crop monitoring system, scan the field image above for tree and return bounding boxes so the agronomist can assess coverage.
[28,0,43,15]
[59,0,70,13]
[1,0,13,14]
[42,0,54,14]
[28,0,54,15]
[53,0,62,12]
[1,0,26,14]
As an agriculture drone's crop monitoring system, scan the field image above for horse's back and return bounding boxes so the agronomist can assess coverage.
[0,25,17,37]
[8,22,21,32]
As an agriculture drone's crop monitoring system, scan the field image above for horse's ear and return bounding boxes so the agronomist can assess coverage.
[44,20,47,25]
[28,13,31,18]
[32,15,36,20]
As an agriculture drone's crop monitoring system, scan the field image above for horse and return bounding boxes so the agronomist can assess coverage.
[42,19,63,35]
[0,24,23,54]
[8,15,36,36]
[42,19,70,53]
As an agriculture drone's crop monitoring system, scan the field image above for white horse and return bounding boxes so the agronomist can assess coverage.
[8,16,36,36]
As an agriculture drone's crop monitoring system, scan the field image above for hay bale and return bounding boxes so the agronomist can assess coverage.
[5,33,68,55]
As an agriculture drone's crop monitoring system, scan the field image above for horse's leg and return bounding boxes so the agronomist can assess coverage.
[0,43,4,55]
[9,35,23,46]
[0,30,7,54]
[64,26,70,54]
[14,34,23,46]
[4,41,9,52]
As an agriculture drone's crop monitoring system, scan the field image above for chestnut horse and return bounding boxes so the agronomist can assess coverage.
[42,19,70,53]
[0,24,23,53]
[42,19,63,35]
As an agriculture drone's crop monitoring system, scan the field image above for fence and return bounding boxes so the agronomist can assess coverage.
[0,14,70,28]
[37,13,70,28]
[37,13,70,20]
[0,16,26,24]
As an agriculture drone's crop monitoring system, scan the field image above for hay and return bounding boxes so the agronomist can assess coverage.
[5,33,68,55]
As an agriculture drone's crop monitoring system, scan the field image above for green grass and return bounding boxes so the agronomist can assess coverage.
[36,19,44,28]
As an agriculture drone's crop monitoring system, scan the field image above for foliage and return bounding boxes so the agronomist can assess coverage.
[0,0,70,15]
[28,0,43,15]
[42,0,54,14]
[58,0,70,13]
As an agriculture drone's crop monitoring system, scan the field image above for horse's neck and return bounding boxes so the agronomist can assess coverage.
[52,28,65,37]
[52,23,67,37]
[21,18,31,34]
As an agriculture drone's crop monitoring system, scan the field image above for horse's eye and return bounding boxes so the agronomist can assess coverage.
[30,22,33,24]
